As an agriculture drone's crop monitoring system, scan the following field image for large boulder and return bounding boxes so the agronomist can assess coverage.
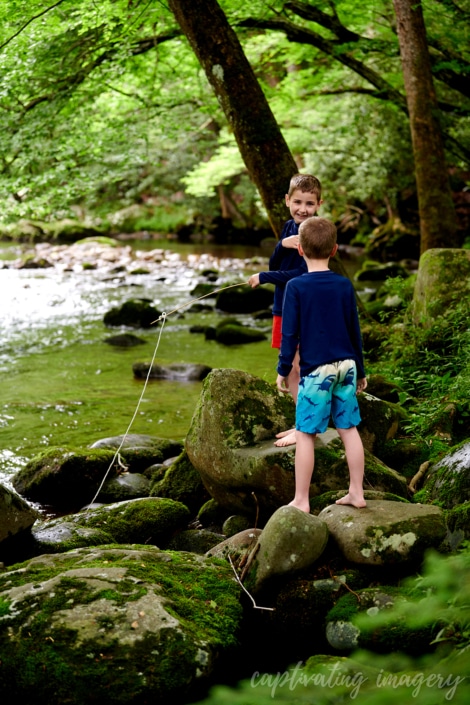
[185,369,408,520]
[411,248,470,326]
[0,545,242,704]
[319,500,446,567]
[357,393,408,459]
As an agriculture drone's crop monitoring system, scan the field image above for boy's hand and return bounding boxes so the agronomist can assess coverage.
[248,273,260,288]
[282,235,300,250]
[357,377,367,393]
[276,374,289,393]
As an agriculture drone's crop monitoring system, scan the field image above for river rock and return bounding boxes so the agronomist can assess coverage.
[319,500,446,567]
[411,248,470,326]
[0,484,38,545]
[0,545,243,704]
[11,446,120,512]
[357,393,408,459]
[185,369,408,520]
[245,506,329,594]
[103,298,162,328]
[215,285,274,313]
[132,362,212,381]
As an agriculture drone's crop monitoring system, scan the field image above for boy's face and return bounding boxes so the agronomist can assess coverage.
[285,189,322,224]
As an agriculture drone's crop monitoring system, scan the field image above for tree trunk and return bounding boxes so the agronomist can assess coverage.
[392,0,458,253]
[168,0,298,237]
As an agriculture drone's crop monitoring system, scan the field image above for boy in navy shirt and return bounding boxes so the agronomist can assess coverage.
[276,216,367,510]
[248,173,322,447]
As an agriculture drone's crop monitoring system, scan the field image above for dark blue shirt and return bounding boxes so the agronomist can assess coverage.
[277,270,365,379]
[259,219,307,316]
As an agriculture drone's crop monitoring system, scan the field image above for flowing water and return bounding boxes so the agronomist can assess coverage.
[0,238,280,490]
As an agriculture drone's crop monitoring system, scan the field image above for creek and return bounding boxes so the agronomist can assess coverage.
[0,237,366,510]
[0,239,280,493]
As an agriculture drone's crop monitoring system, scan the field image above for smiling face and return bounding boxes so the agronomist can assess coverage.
[285,188,322,224]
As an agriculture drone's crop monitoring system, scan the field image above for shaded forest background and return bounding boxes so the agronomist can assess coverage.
[0,0,469,252]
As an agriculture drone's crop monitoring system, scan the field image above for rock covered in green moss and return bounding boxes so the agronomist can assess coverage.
[0,545,243,704]
[319,500,446,567]
[413,441,470,509]
[411,248,470,326]
[357,392,408,459]
[11,446,119,511]
[185,369,408,520]
[72,497,191,545]
[150,450,210,513]
[325,585,438,654]
[0,484,38,544]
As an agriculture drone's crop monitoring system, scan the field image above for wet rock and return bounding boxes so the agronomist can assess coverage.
[103,333,147,347]
[98,472,151,502]
[11,446,120,512]
[133,362,212,381]
[166,529,226,554]
[70,496,191,546]
[103,298,161,328]
[216,284,274,313]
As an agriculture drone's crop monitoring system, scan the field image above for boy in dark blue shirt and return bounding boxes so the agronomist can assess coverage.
[248,173,322,447]
[276,216,367,511]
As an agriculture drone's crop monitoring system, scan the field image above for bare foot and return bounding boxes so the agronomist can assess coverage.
[275,428,295,439]
[274,431,297,447]
[288,499,310,513]
[335,493,367,508]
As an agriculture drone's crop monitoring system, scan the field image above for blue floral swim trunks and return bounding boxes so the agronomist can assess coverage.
[296,359,362,434]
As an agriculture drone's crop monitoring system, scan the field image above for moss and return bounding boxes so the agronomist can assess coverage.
[149,450,210,512]
[0,546,242,703]
[75,498,191,544]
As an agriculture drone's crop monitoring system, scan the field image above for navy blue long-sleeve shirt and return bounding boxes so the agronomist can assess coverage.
[277,270,365,380]
[258,219,307,316]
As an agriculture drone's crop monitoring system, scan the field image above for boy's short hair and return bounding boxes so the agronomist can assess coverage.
[288,173,322,199]
[299,217,337,259]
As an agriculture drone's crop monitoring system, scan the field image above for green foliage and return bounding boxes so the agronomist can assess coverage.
[0,0,468,231]
[365,277,470,442]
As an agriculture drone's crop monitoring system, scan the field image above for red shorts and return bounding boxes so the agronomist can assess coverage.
[271,315,282,349]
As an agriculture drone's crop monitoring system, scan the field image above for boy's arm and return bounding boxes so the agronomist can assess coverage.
[276,283,299,377]
[248,263,307,289]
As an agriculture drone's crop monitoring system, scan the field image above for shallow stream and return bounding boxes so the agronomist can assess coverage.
[0,238,280,490]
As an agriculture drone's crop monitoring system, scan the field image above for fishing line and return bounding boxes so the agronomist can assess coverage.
[87,280,250,507]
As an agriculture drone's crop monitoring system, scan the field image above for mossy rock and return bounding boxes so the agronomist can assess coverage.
[416,440,470,509]
[325,585,438,655]
[72,497,191,546]
[149,450,210,514]
[103,299,162,328]
[11,447,119,511]
[216,285,274,313]
[0,545,243,704]
[411,248,470,326]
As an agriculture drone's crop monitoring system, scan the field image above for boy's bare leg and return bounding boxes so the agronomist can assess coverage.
[335,426,366,508]
[275,351,300,446]
[288,430,315,513]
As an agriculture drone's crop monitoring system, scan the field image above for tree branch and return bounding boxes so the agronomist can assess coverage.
[0,0,68,52]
